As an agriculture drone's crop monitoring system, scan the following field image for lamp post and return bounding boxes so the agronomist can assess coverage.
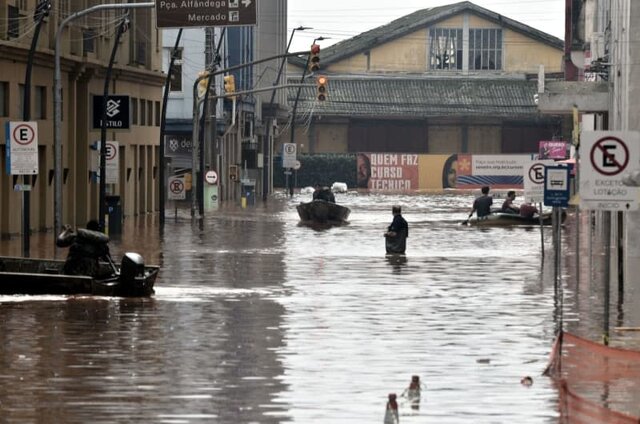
[263,26,310,200]
[287,36,328,196]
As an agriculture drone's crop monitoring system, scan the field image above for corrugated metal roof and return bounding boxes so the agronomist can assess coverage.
[289,1,563,68]
[287,77,541,119]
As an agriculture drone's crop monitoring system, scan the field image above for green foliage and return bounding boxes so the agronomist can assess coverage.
[273,154,357,188]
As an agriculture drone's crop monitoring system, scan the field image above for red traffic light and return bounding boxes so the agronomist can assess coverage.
[309,44,321,72]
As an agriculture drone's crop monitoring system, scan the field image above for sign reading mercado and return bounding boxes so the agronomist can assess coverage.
[155,0,257,28]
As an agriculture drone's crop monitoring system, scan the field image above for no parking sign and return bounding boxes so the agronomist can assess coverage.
[580,131,640,211]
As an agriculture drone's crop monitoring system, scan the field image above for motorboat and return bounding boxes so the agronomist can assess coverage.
[0,252,158,297]
[296,200,351,225]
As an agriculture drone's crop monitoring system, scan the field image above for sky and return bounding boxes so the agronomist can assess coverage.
[287,0,565,53]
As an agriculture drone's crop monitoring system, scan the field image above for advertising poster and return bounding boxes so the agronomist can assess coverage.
[456,154,534,188]
[538,141,568,160]
[357,153,419,191]
[417,154,457,189]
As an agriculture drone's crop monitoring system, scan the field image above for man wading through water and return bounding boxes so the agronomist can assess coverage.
[384,205,409,254]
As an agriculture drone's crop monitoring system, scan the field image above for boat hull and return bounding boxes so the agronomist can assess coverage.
[296,200,351,224]
[468,211,564,227]
[0,256,158,297]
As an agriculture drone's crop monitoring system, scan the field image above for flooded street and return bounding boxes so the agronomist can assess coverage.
[0,192,631,423]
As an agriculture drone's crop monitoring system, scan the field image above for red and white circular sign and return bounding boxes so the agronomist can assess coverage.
[205,170,218,185]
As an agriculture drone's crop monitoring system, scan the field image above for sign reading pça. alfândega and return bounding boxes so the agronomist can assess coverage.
[155,0,257,28]
[5,121,38,175]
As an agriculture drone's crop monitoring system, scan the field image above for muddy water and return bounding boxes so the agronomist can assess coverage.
[0,191,632,423]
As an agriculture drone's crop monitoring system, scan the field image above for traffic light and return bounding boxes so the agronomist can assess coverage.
[309,44,320,72]
[316,75,328,101]
[224,75,236,98]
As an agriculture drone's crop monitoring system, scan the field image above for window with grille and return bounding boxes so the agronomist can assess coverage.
[83,29,96,54]
[469,28,503,70]
[155,101,160,126]
[147,100,152,126]
[140,99,146,126]
[429,28,463,70]
[132,98,138,125]
[8,5,20,38]
[35,86,46,119]
[0,82,8,117]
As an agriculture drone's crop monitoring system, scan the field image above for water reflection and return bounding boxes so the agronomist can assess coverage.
[0,192,637,422]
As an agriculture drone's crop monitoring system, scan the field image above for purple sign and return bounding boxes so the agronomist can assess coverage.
[539,141,568,160]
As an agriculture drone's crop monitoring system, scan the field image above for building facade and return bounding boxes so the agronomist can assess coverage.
[283,2,566,157]
[162,0,288,206]
[539,0,640,293]
[0,1,164,238]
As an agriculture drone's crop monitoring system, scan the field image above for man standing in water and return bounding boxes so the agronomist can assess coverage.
[384,205,408,254]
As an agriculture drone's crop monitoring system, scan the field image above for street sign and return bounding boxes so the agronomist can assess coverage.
[293,160,301,170]
[5,121,38,175]
[523,160,556,203]
[205,170,218,185]
[580,131,640,211]
[92,95,130,129]
[544,166,570,207]
[155,0,257,28]
[168,175,186,200]
[94,141,119,184]
[282,143,296,168]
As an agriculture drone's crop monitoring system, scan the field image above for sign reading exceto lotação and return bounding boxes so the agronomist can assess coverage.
[155,0,257,28]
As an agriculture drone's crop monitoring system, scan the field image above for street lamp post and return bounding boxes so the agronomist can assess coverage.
[287,36,328,196]
[263,26,310,201]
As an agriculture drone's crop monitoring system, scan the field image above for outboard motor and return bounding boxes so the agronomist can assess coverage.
[120,252,145,284]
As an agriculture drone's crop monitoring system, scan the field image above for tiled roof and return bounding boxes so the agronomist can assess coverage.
[287,77,541,118]
[289,1,563,68]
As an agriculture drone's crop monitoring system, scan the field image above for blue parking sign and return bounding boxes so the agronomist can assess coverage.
[544,166,570,207]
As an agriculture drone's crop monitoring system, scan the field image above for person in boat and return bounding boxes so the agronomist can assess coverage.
[501,191,520,214]
[315,185,335,203]
[384,205,408,254]
[519,202,539,219]
[56,219,111,277]
[312,183,321,200]
[469,186,493,219]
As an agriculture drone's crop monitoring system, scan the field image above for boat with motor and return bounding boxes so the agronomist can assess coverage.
[0,252,159,297]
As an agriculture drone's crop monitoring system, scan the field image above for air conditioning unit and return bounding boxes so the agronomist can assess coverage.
[590,32,605,61]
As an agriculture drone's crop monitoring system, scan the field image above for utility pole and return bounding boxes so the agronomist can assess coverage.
[288,37,327,196]
[263,26,310,201]
[21,0,51,257]
[188,50,309,216]
[53,2,154,242]
[99,15,129,232]
[159,29,183,228]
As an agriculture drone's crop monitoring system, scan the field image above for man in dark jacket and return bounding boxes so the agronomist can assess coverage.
[56,220,110,277]
[384,205,408,254]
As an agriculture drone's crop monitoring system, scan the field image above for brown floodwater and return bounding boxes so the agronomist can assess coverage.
[1,191,638,423]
